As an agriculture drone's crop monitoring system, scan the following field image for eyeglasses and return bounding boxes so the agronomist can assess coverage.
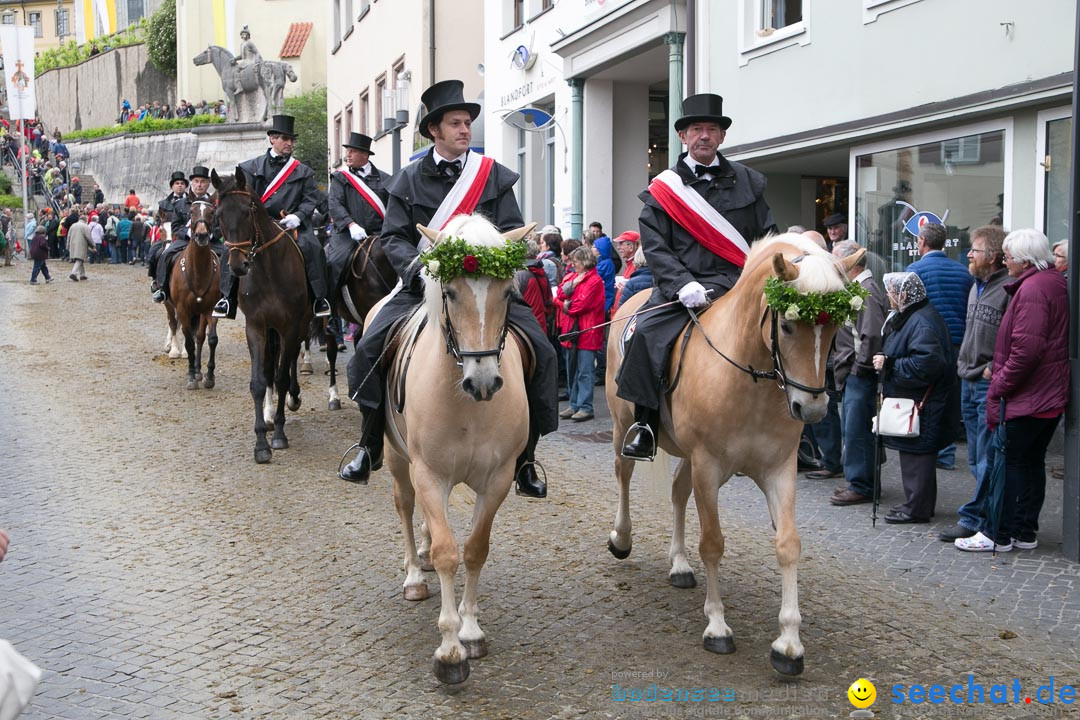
[967,248,991,255]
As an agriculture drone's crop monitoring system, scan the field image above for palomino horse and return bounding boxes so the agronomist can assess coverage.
[377,215,533,685]
[605,234,866,676]
[167,199,221,389]
[212,169,311,463]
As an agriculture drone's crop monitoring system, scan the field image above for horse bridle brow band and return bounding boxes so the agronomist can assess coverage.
[219,189,291,261]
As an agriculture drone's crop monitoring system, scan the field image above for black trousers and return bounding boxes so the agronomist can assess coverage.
[219,230,328,300]
[346,284,558,436]
[896,451,937,521]
[614,289,694,410]
[325,231,355,294]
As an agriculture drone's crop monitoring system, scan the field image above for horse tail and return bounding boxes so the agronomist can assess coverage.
[643,448,673,500]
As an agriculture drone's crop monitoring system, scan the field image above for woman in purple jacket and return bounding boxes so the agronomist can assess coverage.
[956,229,1070,552]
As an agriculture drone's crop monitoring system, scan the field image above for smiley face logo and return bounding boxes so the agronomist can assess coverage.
[847,678,876,709]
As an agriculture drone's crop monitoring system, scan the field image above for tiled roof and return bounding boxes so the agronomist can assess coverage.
[279,22,312,59]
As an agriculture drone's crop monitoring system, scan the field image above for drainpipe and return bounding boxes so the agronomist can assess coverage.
[664,32,685,163]
[569,77,584,239]
[428,0,435,82]
[686,0,695,95]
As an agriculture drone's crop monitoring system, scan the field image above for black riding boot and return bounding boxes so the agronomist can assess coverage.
[213,280,239,319]
[621,405,658,461]
[340,407,385,483]
[514,424,547,498]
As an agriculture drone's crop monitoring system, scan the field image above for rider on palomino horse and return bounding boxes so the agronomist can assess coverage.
[326,131,392,295]
[212,114,332,320]
[150,166,221,303]
[341,79,558,499]
[616,94,778,460]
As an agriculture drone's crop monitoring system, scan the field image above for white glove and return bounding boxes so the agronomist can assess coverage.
[281,214,300,230]
[614,275,629,290]
[349,223,367,241]
[677,281,709,308]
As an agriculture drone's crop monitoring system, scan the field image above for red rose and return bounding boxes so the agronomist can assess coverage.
[463,255,479,273]
[815,311,831,325]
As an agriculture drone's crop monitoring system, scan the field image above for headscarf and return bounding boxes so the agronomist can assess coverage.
[882,271,927,313]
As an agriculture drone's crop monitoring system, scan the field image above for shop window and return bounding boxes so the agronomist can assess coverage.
[853,124,1007,271]
[1041,112,1071,242]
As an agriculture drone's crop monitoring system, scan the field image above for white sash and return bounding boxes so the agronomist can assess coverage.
[429,151,483,232]
[652,169,751,256]
[261,157,300,204]
[338,170,386,218]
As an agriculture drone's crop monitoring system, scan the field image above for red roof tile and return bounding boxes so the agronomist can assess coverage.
[279,22,312,59]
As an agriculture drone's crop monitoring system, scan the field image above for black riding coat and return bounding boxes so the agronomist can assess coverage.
[237,151,320,231]
[328,165,392,237]
[157,193,190,240]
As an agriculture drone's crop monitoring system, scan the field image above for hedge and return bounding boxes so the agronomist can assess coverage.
[65,114,225,142]
[36,21,147,76]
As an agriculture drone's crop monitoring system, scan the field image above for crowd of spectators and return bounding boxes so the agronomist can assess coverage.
[118,98,228,123]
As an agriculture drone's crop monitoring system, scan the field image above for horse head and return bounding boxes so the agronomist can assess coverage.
[188,196,215,247]
[757,234,866,423]
[193,47,211,66]
[212,168,257,277]
[418,215,535,402]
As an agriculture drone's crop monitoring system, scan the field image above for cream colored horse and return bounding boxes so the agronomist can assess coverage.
[376,214,533,685]
[606,234,865,676]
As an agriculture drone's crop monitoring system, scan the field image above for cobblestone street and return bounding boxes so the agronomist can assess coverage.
[1,263,1078,719]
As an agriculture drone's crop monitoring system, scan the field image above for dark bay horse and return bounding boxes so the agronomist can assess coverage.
[212,169,311,463]
[168,199,220,390]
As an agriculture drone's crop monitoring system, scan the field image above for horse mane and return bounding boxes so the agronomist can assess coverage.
[422,213,505,314]
[745,232,847,294]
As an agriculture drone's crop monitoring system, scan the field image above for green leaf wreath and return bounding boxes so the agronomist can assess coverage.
[763,276,870,326]
[420,237,527,284]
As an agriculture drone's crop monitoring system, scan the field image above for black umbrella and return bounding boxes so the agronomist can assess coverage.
[985,400,1009,556]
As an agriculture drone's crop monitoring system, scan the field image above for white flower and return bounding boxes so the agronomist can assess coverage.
[784,304,801,321]
[427,260,441,275]
[849,295,864,311]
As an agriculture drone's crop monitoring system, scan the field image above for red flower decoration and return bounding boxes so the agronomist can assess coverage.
[816,311,831,325]
[463,255,479,273]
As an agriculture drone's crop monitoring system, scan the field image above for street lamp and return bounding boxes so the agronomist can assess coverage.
[382,69,411,173]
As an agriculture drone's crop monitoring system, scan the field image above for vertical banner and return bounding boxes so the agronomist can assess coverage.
[92,0,111,35]
[0,26,36,120]
[213,0,227,47]
[72,0,86,44]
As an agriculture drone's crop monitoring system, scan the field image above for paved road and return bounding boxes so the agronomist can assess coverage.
[1,263,1077,719]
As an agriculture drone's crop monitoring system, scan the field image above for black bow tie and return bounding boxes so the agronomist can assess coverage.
[437,159,462,177]
[694,164,720,177]
[269,154,288,167]
[350,167,366,177]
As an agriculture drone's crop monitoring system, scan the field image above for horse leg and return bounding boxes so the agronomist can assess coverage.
[759,461,804,676]
[203,318,218,390]
[413,469,468,684]
[263,331,278,429]
[326,320,341,411]
[194,313,207,384]
[300,336,314,375]
[459,475,512,660]
[247,326,272,463]
[417,521,434,572]
[167,306,183,359]
[270,337,295,450]
[692,454,736,655]
[287,345,302,412]
[183,318,198,390]
[391,452,428,601]
[607,453,634,559]
[669,458,696,588]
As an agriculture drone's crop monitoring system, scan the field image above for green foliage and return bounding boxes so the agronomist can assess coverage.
[36,20,148,75]
[421,238,527,284]
[284,87,328,183]
[0,174,12,195]
[146,0,177,78]
[65,114,224,141]
[763,275,870,326]
[0,195,24,209]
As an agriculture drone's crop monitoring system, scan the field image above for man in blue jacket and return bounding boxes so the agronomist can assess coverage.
[906,222,972,470]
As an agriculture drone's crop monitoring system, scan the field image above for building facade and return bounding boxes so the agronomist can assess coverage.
[0,0,77,52]
[705,0,1074,270]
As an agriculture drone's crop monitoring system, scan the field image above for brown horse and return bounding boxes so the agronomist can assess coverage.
[605,234,866,677]
[167,199,220,390]
[212,169,311,463]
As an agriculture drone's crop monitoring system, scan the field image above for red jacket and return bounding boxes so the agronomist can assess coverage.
[557,268,605,351]
[517,262,551,331]
[987,266,1070,427]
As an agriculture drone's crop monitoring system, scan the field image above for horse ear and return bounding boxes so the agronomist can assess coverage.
[234,167,246,190]
[210,169,220,189]
[416,224,440,244]
[503,223,537,243]
[840,247,867,274]
[772,252,799,281]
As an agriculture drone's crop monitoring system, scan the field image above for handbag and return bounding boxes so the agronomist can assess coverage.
[873,385,933,437]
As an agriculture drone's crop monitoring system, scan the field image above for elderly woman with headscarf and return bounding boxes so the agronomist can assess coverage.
[871,272,956,524]
[955,229,1070,552]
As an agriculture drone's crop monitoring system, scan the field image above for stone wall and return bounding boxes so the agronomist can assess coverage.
[36,44,177,134]
[68,123,270,210]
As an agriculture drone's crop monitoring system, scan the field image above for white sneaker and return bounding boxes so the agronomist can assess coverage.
[1012,536,1038,550]
[955,532,1011,553]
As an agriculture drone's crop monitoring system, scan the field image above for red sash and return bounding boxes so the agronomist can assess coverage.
[338,170,386,218]
[261,158,300,204]
[432,155,495,230]
[648,170,750,268]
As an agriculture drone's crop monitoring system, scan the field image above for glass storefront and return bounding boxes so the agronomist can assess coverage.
[854,128,1006,272]
[1044,115,1071,244]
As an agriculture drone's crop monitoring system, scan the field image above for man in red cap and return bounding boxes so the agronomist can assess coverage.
[611,230,640,312]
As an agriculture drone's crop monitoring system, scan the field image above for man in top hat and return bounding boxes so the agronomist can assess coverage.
[213,114,331,319]
[617,93,777,460]
[150,165,219,302]
[148,170,192,300]
[341,79,558,499]
[822,212,848,251]
[326,132,392,295]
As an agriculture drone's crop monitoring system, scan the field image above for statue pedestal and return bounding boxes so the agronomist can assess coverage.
[232,90,267,124]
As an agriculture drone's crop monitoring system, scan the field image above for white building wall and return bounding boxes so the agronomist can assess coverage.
[612,83,649,236]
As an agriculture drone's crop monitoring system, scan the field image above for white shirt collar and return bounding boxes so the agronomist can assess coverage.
[432,148,466,166]
[855,268,873,283]
[682,154,719,174]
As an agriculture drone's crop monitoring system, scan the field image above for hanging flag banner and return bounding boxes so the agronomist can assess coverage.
[0,25,36,120]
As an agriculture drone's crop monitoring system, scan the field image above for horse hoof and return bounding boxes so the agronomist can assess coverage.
[328,399,341,411]
[300,362,314,375]
[202,378,215,390]
[669,572,697,589]
[254,448,272,464]
[271,437,289,450]
[462,638,487,659]
[287,396,301,412]
[418,553,435,573]
[195,372,203,381]
[769,649,804,676]
[186,380,197,390]
[433,658,470,685]
[704,635,736,655]
[608,538,631,560]
[168,350,181,359]
[403,583,429,601]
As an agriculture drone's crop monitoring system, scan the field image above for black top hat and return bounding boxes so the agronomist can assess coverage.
[189,165,211,180]
[418,80,481,140]
[168,170,189,186]
[267,114,298,138]
[343,132,375,155]
[674,94,732,132]
[823,213,847,227]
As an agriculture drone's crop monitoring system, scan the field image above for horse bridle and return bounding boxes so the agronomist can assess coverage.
[440,290,511,367]
[219,189,292,262]
[189,199,215,246]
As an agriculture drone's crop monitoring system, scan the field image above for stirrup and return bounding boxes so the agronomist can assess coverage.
[620,422,656,462]
[212,298,230,318]
[313,298,332,318]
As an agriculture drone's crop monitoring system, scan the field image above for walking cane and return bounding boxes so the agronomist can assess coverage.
[871,370,885,528]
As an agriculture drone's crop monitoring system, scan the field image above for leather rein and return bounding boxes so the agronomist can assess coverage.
[219,189,293,262]
[440,289,511,367]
